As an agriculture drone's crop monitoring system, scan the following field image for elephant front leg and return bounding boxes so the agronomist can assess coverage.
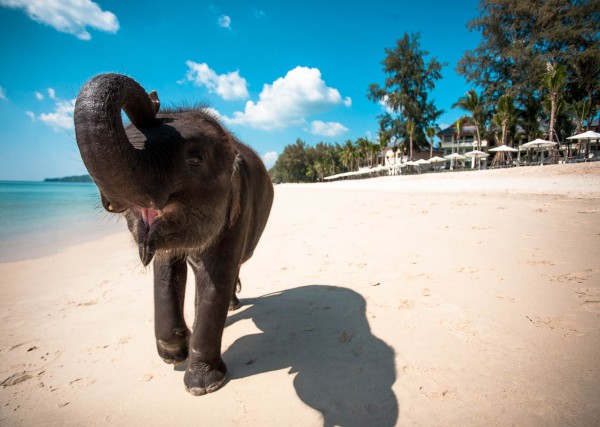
[153,254,190,365]
[185,255,237,396]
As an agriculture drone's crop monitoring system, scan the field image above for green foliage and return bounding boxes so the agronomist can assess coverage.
[367,32,445,149]
[458,0,600,133]
[269,137,388,183]
[493,94,517,146]
[269,139,343,183]
[452,89,486,150]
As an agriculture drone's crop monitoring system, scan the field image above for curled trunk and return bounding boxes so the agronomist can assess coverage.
[74,73,159,211]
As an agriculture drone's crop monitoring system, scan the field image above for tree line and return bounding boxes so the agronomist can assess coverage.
[270,0,599,183]
[269,137,396,183]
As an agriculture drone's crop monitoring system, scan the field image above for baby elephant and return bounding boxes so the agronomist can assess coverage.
[74,73,273,395]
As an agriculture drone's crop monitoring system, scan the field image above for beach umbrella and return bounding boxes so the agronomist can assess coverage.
[428,156,447,172]
[444,153,466,171]
[444,153,467,161]
[428,156,447,163]
[489,145,518,167]
[463,150,489,158]
[520,139,558,165]
[566,131,600,160]
[415,159,430,172]
[464,150,489,170]
[444,153,466,160]
[489,145,518,152]
[520,139,557,149]
[566,130,600,140]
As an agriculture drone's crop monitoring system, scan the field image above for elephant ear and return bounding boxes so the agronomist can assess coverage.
[228,152,242,227]
[148,90,160,113]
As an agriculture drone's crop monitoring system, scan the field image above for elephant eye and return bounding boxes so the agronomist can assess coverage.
[187,153,204,167]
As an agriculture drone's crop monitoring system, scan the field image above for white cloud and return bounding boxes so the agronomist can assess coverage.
[223,66,351,130]
[379,95,395,114]
[47,88,56,99]
[35,91,44,100]
[217,15,231,29]
[0,86,6,100]
[37,94,75,131]
[261,151,278,169]
[0,0,119,40]
[184,61,249,101]
[309,120,348,137]
[25,111,35,121]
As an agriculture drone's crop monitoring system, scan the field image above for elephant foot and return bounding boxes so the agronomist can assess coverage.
[229,294,241,311]
[229,277,242,311]
[184,354,227,396]
[156,329,190,365]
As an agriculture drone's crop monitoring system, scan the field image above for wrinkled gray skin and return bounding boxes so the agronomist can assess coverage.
[73,73,273,396]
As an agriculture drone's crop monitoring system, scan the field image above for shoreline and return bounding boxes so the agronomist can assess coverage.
[1,162,599,425]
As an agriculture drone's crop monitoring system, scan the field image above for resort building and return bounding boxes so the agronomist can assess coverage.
[382,146,443,165]
[436,122,488,157]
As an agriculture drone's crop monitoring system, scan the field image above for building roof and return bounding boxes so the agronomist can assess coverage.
[437,123,476,137]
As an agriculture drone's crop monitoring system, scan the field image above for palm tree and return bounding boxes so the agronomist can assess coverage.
[493,95,516,147]
[542,62,566,142]
[571,99,591,134]
[452,90,484,151]
[454,116,465,154]
[368,140,379,167]
[378,129,390,166]
[339,140,355,172]
[357,137,370,167]
[426,126,437,159]
[405,119,415,160]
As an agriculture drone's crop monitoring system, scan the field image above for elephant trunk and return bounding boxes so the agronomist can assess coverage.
[74,73,159,211]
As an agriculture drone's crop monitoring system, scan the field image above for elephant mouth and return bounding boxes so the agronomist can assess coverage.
[137,207,163,266]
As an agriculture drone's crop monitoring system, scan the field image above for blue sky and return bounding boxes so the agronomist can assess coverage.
[0,0,481,180]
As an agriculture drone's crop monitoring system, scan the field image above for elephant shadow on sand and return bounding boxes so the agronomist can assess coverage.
[224,285,398,427]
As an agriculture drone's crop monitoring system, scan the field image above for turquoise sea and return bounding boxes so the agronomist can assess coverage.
[0,181,124,263]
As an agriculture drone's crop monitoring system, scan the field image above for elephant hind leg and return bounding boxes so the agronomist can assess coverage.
[228,277,242,311]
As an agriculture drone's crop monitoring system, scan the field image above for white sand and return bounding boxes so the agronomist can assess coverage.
[1,162,599,426]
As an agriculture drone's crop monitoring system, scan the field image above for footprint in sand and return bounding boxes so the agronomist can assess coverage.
[526,259,555,267]
[1,371,32,387]
[525,314,586,337]
[546,269,599,284]
[397,299,415,309]
[495,293,516,302]
[575,288,600,316]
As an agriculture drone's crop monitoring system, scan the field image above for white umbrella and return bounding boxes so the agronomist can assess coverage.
[520,139,557,149]
[415,159,430,164]
[404,160,420,166]
[464,150,489,170]
[444,153,466,160]
[464,150,489,158]
[444,153,466,171]
[428,156,447,163]
[566,131,600,140]
[520,139,558,165]
[566,131,600,161]
[489,145,518,152]
[489,145,518,167]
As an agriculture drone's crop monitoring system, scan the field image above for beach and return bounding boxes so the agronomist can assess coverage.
[1,162,599,426]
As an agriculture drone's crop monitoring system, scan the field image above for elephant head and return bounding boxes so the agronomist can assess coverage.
[74,73,241,266]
